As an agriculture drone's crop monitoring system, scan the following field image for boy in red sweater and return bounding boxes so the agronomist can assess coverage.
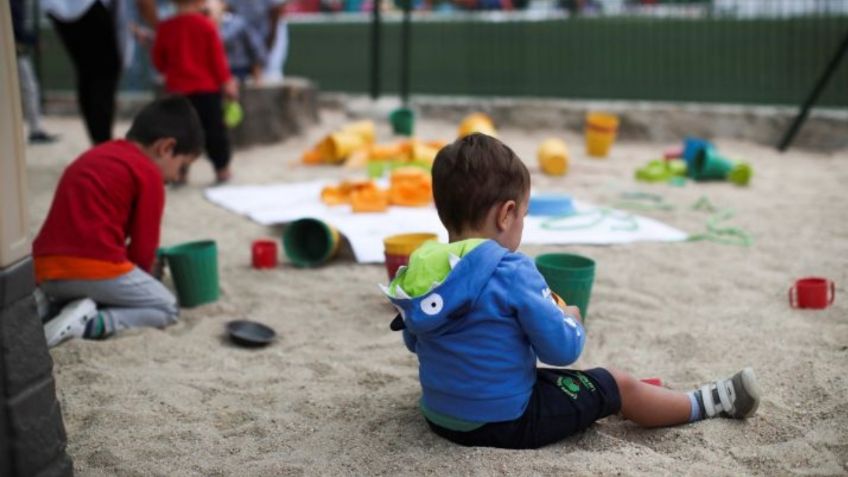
[35,96,204,348]
[153,0,238,184]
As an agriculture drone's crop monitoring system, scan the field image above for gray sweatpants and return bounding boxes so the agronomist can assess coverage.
[40,267,179,336]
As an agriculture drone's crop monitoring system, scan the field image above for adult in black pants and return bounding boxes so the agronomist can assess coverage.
[45,0,158,145]
[48,2,120,144]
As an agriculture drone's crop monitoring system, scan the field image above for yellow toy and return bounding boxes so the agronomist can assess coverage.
[458,113,497,138]
[538,138,570,176]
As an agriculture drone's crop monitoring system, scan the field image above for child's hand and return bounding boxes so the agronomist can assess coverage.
[551,292,582,323]
[131,23,155,47]
[250,65,263,84]
[223,78,239,101]
[151,257,165,281]
[563,305,582,324]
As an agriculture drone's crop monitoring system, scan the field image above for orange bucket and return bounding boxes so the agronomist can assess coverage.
[584,112,619,158]
[318,131,367,164]
[383,233,437,279]
[383,233,437,256]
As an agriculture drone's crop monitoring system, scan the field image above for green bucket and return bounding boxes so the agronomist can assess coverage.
[535,253,596,320]
[283,218,340,267]
[161,240,220,308]
[691,147,733,181]
[389,107,415,136]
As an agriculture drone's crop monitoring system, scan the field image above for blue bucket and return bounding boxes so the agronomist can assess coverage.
[682,137,714,172]
[528,195,575,217]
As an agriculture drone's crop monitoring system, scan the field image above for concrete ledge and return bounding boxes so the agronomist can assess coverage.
[1,295,53,396]
[34,454,73,477]
[43,76,321,150]
[0,296,73,477]
[44,90,154,120]
[8,376,68,477]
[0,257,35,309]
[326,93,848,153]
[42,88,848,152]
[1,259,72,477]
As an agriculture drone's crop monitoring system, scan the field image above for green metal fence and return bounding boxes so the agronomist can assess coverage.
[38,13,848,107]
[285,15,847,106]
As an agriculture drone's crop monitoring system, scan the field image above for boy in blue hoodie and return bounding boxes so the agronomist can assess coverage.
[383,133,761,449]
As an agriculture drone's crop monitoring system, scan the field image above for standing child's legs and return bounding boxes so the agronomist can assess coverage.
[607,367,761,427]
[187,92,232,183]
[41,267,179,347]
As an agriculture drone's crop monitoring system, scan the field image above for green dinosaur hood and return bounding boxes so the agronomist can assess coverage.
[389,238,485,298]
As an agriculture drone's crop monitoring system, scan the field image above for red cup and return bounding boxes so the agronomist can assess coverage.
[385,253,410,281]
[251,239,278,269]
[663,146,683,160]
[789,277,835,309]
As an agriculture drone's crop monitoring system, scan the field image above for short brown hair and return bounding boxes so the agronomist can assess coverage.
[126,95,204,156]
[432,133,530,234]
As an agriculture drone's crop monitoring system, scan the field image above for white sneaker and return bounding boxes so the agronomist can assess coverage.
[700,367,761,419]
[44,298,98,348]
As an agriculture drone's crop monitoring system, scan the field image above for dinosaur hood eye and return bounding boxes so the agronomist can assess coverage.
[420,293,444,316]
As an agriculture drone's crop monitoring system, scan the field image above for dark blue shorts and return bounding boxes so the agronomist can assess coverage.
[425,368,621,449]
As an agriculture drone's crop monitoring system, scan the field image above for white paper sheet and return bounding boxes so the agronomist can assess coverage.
[205,181,688,263]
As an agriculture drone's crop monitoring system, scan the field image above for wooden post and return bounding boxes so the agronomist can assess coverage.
[0,0,30,269]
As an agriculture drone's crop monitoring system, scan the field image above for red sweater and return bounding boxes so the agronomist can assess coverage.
[32,140,165,274]
[153,12,231,94]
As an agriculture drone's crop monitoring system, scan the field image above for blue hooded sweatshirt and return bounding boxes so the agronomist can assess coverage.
[383,239,585,424]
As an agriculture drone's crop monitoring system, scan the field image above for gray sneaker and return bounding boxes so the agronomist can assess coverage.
[700,367,761,419]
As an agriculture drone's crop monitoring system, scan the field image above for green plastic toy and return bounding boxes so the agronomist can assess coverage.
[223,101,244,128]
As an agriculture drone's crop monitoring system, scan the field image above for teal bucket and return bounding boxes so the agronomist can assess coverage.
[535,253,596,321]
[282,218,340,267]
[389,108,415,136]
[161,240,220,308]
[691,147,734,181]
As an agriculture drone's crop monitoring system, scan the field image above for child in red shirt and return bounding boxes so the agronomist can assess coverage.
[35,96,205,348]
[153,0,238,184]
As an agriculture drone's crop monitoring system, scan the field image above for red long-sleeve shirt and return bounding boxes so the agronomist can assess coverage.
[153,12,231,94]
[32,140,165,277]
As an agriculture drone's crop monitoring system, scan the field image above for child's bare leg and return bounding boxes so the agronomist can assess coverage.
[607,366,761,428]
[607,367,690,427]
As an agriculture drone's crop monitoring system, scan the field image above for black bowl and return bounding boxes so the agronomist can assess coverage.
[226,320,276,347]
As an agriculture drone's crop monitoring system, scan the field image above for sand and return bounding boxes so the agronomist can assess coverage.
[27,110,848,476]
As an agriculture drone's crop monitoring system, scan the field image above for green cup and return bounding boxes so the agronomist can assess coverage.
[367,161,388,178]
[161,240,220,308]
[535,253,596,320]
[389,107,415,136]
[728,162,752,186]
[283,218,340,267]
[691,147,734,181]
[223,101,243,128]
